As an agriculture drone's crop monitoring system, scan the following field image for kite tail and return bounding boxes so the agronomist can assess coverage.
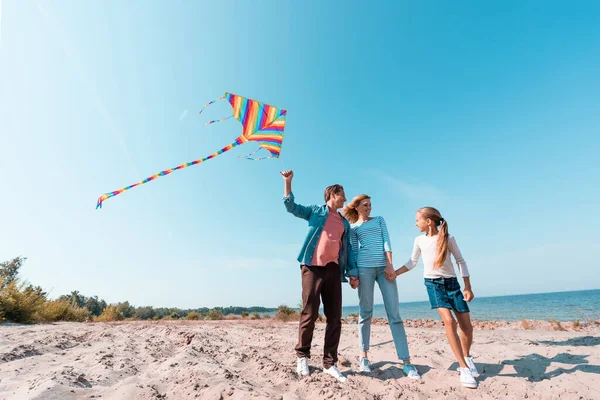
[237,147,276,161]
[206,115,233,125]
[96,137,245,209]
[198,95,225,115]
[198,95,232,125]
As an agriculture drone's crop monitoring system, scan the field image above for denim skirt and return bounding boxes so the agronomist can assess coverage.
[424,277,470,313]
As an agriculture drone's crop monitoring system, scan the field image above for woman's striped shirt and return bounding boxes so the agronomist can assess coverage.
[350,216,392,268]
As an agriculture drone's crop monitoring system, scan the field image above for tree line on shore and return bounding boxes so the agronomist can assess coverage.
[0,256,293,323]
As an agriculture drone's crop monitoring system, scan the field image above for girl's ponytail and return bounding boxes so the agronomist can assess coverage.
[417,207,448,269]
[435,217,449,269]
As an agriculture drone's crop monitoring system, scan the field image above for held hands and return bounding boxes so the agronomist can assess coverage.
[463,288,475,302]
[384,263,396,282]
[393,265,409,278]
[349,276,360,289]
[280,170,293,182]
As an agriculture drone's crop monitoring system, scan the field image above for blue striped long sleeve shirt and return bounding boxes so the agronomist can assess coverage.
[350,216,392,268]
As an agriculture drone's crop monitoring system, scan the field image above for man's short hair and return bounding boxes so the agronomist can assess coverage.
[324,184,344,202]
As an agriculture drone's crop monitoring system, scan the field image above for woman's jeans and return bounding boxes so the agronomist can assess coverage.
[358,266,410,360]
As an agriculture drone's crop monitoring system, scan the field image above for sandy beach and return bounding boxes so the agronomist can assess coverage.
[1,319,599,400]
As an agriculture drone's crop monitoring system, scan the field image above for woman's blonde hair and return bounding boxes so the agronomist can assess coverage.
[342,194,371,224]
[418,207,448,269]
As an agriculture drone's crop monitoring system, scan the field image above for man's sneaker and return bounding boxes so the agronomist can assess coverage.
[323,364,347,383]
[458,367,478,389]
[402,364,422,380]
[296,357,310,377]
[359,357,371,373]
[465,356,479,375]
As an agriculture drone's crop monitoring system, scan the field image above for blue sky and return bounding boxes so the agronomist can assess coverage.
[1,1,599,310]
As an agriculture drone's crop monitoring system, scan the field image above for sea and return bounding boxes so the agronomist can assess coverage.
[339,289,600,322]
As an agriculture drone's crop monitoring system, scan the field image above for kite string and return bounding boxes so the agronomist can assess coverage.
[279,157,285,172]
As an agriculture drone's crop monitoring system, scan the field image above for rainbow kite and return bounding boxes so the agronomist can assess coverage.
[96,92,287,209]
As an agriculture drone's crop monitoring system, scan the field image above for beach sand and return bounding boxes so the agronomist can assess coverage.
[1,319,599,399]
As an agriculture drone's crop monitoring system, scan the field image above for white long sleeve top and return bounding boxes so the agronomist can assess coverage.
[404,234,470,279]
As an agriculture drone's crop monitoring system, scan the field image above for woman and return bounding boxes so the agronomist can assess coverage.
[342,194,421,380]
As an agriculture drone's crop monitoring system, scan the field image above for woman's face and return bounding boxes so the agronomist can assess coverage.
[356,198,372,218]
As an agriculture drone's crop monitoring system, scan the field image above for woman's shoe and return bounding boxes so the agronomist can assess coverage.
[359,357,372,373]
[402,364,422,380]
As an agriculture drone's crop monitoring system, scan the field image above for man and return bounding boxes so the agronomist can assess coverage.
[281,169,358,383]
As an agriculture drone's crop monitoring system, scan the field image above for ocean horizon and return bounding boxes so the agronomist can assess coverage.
[337,289,600,322]
[259,289,599,322]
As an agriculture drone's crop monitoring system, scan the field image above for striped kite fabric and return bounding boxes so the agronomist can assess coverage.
[225,92,286,158]
[96,92,287,209]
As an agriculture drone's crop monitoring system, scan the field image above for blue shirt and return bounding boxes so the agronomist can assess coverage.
[283,192,358,281]
[350,216,392,268]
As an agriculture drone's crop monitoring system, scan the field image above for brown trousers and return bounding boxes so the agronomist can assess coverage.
[295,262,342,368]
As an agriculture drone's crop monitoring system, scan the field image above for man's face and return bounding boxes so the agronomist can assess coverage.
[330,189,346,209]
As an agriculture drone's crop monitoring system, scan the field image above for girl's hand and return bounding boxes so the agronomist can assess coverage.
[384,263,396,281]
[463,288,475,302]
[349,276,360,289]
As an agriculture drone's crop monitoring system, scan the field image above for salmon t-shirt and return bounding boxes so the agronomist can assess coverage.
[311,210,345,266]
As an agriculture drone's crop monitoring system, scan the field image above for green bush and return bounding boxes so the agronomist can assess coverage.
[275,304,299,322]
[186,311,202,320]
[250,311,261,320]
[206,308,224,320]
[35,299,90,322]
[0,280,47,323]
[94,305,124,322]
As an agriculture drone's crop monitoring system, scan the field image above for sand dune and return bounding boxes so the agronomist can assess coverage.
[1,320,599,399]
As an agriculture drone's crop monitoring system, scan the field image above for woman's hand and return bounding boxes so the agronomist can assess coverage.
[349,276,360,289]
[384,263,396,281]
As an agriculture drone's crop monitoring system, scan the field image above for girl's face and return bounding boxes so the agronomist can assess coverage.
[356,198,372,218]
[415,211,430,232]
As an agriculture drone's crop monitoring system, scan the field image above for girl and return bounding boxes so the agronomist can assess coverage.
[342,194,421,380]
[394,207,478,389]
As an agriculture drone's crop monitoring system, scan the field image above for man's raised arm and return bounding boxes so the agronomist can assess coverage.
[281,170,313,221]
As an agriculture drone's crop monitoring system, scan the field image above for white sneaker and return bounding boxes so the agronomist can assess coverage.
[323,364,347,383]
[402,364,422,380]
[465,356,479,375]
[359,357,372,373]
[458,367,478,389]
[296,357,310,377]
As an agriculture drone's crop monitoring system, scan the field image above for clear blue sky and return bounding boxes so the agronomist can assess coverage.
[1,1,599,309]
